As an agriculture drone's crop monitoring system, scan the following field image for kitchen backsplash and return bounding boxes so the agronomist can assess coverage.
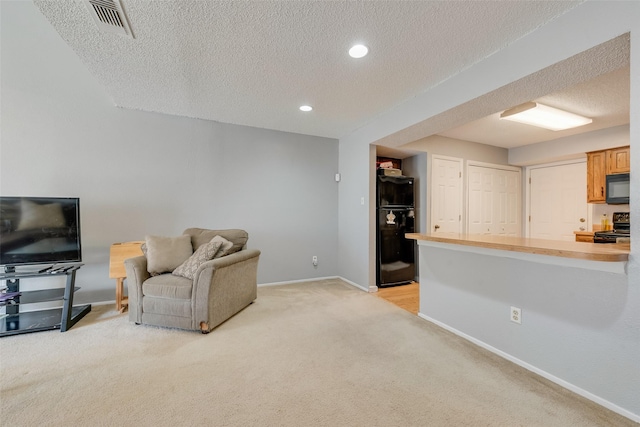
[591,203,630,230]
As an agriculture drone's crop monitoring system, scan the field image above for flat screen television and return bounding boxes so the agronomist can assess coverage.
[0,197,82,271]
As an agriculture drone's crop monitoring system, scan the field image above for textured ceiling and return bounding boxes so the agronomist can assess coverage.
[32,0,599,146]
[438,65,629,148]
[388,34,630,154]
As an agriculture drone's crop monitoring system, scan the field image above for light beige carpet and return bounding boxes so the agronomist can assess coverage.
[0,279,636,426]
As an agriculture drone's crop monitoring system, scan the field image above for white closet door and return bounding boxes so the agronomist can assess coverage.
[468,164,521,236]
[499,169,520,236]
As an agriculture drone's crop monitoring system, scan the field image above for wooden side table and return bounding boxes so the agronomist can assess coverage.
[109,241,144,313]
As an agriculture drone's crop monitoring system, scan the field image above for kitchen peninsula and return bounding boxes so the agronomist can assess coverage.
[407,232,629,275]
[406,233,629,262]
[405,231,631,418]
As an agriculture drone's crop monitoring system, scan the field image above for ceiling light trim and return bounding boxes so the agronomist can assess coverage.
[500,102,592,131]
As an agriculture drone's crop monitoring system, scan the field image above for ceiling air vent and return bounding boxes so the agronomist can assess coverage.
[84,0,134,38]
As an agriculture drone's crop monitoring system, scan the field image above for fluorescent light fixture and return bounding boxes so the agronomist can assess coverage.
[299,105,313,112]
[349,44,368,58]
[500,102,592,131]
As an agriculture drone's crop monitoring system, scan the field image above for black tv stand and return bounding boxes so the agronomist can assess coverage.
[1,264,91,337]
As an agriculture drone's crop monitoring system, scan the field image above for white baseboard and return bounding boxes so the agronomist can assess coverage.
[417,312,640,423]
[336,277,371,292]
[258,276,372,293]
[258,276,340,287]
[91,300,115,307]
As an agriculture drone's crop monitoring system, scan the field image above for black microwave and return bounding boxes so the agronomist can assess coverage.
[606,173,630,204]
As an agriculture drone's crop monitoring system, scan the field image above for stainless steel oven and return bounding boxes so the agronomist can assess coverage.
[593,212,630,244]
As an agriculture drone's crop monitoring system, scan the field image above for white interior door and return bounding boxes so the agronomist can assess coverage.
[468,166,493,234]
[468,164,521,236]
[431,156,462,233]
[529,161,587,241]
[495,169,520,236]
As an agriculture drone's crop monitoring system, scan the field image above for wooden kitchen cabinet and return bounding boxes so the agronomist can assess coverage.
[587,150,607,203]
[586,146,629,203]
[574,231,594,243]
[607,146,630,174]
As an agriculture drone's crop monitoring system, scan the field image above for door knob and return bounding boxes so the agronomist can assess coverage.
[580,218,586,222]
[434,224,440,231]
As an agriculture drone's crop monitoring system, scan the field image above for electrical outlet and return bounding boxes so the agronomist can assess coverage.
[312,256,318,266]
[510,306,522,324]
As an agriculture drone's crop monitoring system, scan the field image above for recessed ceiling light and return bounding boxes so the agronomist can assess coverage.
[349,44,368,59]
[299,105,313,112]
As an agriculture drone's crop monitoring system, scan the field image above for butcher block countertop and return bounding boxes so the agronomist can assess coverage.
[406,233,629,262]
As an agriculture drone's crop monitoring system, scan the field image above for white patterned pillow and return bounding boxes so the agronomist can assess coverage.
[172,239,223,279]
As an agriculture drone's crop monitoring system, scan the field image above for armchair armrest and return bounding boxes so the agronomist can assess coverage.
[124,255,150,323]
[206,248,261,270]
[192,249,261,331]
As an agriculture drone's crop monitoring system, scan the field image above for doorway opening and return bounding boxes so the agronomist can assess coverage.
[376,282,419,315]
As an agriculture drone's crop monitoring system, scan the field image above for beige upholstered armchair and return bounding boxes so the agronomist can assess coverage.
[124,228,260,333]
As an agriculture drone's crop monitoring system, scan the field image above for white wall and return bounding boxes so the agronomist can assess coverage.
[338,0,640,419]
[509,125,630,166]
[404,135,509,165]
[1,2,339,302]
[337,138,374,290]
[417,244,638,419]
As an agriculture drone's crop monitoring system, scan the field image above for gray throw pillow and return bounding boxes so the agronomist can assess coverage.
[184,228,248,255]
[172,239,223,279]
[210,235,233,258]
[145,234,193,276]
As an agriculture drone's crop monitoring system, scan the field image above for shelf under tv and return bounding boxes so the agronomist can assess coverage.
[0,264,91,337]
[1,305,91,337]
[0,287,81,306]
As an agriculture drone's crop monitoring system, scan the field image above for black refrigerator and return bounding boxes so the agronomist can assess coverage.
[376,174,416,287]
